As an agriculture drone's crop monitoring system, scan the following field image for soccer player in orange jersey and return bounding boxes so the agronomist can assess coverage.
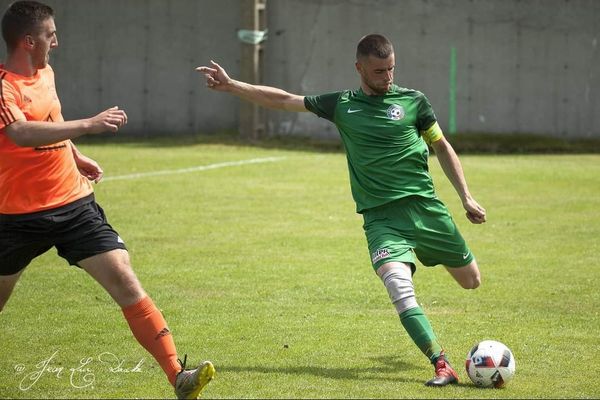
[0,2,213,398]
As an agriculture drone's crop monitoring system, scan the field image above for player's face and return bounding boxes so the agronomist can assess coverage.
[29,17,58,69]
[356,54,395,96]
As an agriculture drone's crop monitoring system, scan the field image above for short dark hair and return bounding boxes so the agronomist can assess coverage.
[2,1,54,52]
[356,34,394,60]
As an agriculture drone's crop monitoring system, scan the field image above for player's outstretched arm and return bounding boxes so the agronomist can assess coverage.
[430,136,486,224]
[196,60,307,112]
[4,106,128,147]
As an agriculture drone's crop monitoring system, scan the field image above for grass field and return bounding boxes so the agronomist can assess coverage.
[1,139,599,399]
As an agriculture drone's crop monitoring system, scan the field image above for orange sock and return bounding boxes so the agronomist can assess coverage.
[122,296,181,385]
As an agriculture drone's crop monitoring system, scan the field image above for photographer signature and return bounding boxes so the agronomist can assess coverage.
[13,350,144,391]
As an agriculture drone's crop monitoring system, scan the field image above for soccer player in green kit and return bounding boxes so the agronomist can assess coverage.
[197,34,486,386]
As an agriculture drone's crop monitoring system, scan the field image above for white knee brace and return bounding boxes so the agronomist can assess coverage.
[380,265,419,314]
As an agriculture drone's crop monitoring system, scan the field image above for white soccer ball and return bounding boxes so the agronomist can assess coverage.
[465,340,516,388]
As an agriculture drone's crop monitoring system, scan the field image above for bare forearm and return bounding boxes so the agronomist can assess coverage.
[5,119,92,147]
[225,80,307,112]
[70,140,82,158]
[431,137,486,223]
[433,140,472,203]
[5,106,127,147]
[198,61,306,112]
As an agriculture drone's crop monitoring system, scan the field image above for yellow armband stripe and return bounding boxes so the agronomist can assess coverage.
[420,121,444,145]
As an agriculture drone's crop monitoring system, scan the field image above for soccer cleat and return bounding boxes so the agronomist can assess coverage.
[174,355,216,399]
[425,351,459,387]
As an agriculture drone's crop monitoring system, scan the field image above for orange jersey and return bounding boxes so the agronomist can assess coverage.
[0,64,92,214]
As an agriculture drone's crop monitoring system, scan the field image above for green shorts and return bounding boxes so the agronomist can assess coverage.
[362,196,474,271]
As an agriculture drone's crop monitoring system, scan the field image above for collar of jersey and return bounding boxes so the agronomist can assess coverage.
[357,84,399,98]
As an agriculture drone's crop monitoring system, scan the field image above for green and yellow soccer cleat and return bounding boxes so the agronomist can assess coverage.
[174,355,215,399]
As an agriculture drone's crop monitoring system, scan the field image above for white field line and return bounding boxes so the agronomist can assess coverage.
[102,156,286,182]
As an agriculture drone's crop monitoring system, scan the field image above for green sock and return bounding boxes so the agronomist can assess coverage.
[399,306,443,363]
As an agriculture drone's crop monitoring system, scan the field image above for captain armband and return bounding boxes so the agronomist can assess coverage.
[420,121,444,145]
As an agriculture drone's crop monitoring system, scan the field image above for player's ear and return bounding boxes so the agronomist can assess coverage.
[24,35,35,49]
[355,61,362,73]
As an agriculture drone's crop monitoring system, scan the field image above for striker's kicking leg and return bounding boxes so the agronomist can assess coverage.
[377,262,459,386]
[445,259,481,289]
[79,249,214,398]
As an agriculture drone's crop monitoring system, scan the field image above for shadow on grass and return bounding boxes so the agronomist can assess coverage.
[75,131,600,154]
[217,355,423,384]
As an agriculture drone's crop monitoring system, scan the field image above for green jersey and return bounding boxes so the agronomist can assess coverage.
[304,84,440,213]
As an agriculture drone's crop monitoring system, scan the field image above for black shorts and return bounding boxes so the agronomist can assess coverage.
[0,194,127,276]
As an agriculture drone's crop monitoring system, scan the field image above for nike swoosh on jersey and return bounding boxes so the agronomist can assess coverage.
[347,108,362,113]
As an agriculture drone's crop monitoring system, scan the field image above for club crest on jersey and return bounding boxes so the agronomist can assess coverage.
[371,248,391,264]
[386,104,405,121]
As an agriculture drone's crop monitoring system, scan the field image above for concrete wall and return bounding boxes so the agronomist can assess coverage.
[264,0,600,138]
[0,0,243,135]
[1,0,599,138]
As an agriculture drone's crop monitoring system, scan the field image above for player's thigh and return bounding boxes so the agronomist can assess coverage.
[54,201,127,266]
[444,259,481,289]
[0,218,53,310]
[53,201,144,306]
[413,198,475,268]
[79,249,146,307]
[0,218,53,276]
[362,202,416,271]
[376,261,414,278]
[0,270,24,311]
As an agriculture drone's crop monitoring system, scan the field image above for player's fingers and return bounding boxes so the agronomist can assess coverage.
[111,107,127,118]
[106,116,121,127]
[109,111,127,125]
[206,77,223,89]
[475,206,486,220]
[106,109,125,121]
[466,212,482,224]
[105,122,119,132]
[210,60,226,73]
[94,170,104,184]
[207,75,220,85]
[83,171,98,182]
[466,203,485,219]
[196,66,216,74]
